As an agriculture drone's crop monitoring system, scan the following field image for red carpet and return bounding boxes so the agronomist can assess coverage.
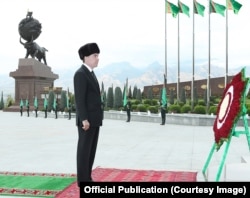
[55,167,197,198]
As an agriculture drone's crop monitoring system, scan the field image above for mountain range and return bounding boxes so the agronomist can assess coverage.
[1,60,249,99]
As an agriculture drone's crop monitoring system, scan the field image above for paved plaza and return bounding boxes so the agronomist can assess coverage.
[1,110,249,172]
[0,110,250,197]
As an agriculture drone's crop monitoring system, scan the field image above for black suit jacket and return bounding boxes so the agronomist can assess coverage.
[73,65,103,127]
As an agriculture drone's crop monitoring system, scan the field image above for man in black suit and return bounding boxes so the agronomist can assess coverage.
[126,100,131,122]
[68,100,72,120]
[44,104,48,118]
[160,101,166,125]
[74,43,103,188]
[26,101,29,117]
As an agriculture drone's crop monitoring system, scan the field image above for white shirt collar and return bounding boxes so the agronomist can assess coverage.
[83,63,93,72]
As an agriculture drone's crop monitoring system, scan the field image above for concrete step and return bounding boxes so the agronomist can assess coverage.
[197,155,250,181]
[241,155,250,163]
[224,163,250,181]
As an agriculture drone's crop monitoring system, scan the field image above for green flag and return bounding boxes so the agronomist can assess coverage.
[227,0,242,14]
[43,97,48,109]
[123,78,128,107]
[25,99,29,107]
[53,97,57,110]
[178,1,190,17]
[166,1,179,18]
[34,96,38,108]
[210,0,226,16]
[194,0,205,17]
[161,88,167,107]
[123,88,127,107]
[161,75,167,107]
[20,99,24,107]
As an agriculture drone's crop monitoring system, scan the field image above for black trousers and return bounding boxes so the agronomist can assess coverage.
[77,126,100,185]
[161,109,166,124]
[126,110,131,122]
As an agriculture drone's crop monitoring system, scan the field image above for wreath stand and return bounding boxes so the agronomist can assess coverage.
[202,81,250,182]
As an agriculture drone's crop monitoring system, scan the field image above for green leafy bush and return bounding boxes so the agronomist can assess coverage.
[148,106,158,114]
[198,100,206,106]
[247,106,250,116]
[144,99,152,105]
[169,104,181,113]
[209,106,217,115]
[181,104,191,113]
[134,100,140,105]
[193,105,206,114]
[137,104,147,112]
[131,104,137,111]
[178,101,185,107]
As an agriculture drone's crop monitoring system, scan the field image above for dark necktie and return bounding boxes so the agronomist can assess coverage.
[91,71,98,84]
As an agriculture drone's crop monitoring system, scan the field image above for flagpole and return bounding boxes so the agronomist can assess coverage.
[165,0,168,84]
[225,0,228,86]
[177,0,180,104]
[207,0,211,113]
[192,0,195,111]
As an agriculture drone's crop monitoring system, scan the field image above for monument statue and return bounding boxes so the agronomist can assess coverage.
[18,11,48,65]
[6,11,58,113]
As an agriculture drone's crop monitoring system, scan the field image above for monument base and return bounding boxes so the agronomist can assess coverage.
[5,58,59,112]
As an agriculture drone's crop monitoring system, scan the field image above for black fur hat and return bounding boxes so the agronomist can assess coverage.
[78,43,100,60]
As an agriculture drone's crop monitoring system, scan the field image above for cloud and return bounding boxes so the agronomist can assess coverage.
[0,0,249,76]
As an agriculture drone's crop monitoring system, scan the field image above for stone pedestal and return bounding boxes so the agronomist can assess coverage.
[6,58,59,112]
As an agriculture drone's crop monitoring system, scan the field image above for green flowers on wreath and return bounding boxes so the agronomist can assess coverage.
[213,67,249,151]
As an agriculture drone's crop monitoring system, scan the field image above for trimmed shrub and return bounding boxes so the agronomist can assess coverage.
[198,100,206,106]
[247,106,250,116]
[181,104,191,113]
[151,99,158,106]
[193,105,206,114]
[148,106,158,114]
[178,101,185,107]
[134,100,140,105]
[131,104,137,111]
[144,99,152,105]
[215,98,221,104]
[209,106,217,115]
[137,104,147,112]
[169,104,181,113]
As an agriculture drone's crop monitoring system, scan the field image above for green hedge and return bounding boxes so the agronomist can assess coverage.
[208,106,218,115]
[169,104,181,113]
[193,105,206,114]
[137,104,147,112]
[181,104,191,113]
[148,106,158,114]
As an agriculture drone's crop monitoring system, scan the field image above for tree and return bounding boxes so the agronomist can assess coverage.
[132,85,137,99]
[128,86,132,98]
[169,89,175,105]
[0,91,4,110]
[101,81,106,108]
[101,89,107,109]
[147,87,153,101]
[114,86,123,109]
[136,88,142,102]
[60,91,67,111]
[106,86,114,108]
[180,87,186,104]
[48,91,55,111]
[6,95,14,107]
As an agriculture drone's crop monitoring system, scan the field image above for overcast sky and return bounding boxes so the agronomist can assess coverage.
[0,0,249,75]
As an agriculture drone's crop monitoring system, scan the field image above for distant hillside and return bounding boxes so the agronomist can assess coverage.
[1,61,249,100]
